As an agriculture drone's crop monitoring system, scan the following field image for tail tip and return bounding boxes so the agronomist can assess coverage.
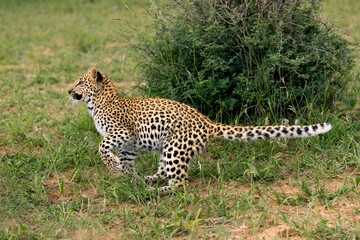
[319,122,332,134]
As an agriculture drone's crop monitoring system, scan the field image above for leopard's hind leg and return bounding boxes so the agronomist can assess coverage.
[145,134,203,192]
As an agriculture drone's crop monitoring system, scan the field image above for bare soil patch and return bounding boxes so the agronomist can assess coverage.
[191,172,359,239]
[71,228,120,240]
[39,169,359,239]
[106,42,128,48]
[0,144,43,156]
[43,170,100,204]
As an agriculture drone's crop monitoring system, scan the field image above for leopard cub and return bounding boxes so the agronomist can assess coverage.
[68,67,332,192]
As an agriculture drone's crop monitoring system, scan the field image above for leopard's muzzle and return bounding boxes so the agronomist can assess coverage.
[68,90,82,101]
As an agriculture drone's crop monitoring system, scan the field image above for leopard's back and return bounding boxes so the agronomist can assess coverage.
[124,98,216,152]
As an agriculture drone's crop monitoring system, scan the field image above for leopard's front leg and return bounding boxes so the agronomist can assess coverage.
[99,131,134,174]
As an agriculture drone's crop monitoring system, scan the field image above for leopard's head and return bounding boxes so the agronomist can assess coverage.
[68,67,104,103]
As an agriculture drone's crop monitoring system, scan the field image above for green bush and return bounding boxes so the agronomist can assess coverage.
[134,0,353,123]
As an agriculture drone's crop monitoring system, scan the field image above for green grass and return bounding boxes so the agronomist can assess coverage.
[0,0,359,239]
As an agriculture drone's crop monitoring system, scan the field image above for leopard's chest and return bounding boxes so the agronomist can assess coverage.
[94,115,110,137]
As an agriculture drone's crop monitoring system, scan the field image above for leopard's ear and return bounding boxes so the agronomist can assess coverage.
[88,67,103,83]
[88,67,97,79]
[96,70,104,83]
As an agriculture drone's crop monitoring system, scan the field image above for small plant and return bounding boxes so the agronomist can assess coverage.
[135,0,354,123]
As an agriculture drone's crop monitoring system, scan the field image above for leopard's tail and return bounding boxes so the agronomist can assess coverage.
[213,122,331,141]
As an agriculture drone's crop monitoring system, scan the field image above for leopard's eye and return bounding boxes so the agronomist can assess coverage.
[75,81,83,87]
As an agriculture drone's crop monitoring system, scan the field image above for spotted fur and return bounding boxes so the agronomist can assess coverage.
[68,67,332,192]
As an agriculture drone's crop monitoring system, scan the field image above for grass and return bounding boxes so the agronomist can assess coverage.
[0,0,359,239]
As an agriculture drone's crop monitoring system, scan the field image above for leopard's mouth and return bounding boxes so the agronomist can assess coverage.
[68,90,83,101]
[73,93,82,100]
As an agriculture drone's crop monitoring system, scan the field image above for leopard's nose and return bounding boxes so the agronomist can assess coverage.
[68,89,72,94]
